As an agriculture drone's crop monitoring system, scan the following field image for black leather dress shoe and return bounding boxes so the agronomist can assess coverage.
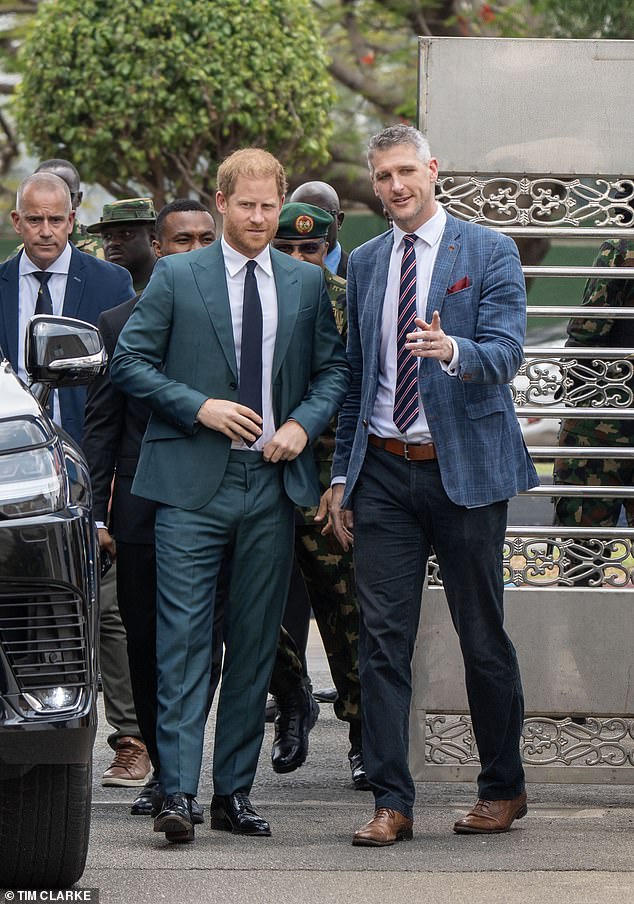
[210,792,271,836]
[271,682,319,774]
[349,748,371,791]
[131,778,161,816]
[149,782,204,825]
[312,686,338,704]
[153,792,194,843]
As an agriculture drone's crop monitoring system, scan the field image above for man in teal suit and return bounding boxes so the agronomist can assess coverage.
[110,148,349,844]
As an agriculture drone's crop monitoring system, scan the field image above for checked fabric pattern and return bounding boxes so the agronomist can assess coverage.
[393,234,419,433]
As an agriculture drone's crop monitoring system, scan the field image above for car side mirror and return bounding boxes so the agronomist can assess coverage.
[25,315,107,387]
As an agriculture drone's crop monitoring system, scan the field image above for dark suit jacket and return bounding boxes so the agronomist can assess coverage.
[82,296,156,544]
[0,245,134,445]
[110,240,350,511]
[336,247,348,279]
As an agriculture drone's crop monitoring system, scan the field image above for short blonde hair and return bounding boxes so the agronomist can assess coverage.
[217,148,287,200]
[16,172,72,213]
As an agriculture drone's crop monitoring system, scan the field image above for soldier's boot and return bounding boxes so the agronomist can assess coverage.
[271,678,319,774]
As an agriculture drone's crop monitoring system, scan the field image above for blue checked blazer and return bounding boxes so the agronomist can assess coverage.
[332,212,539,508]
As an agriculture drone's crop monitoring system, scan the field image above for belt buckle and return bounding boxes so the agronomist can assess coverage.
[402,442,411,461]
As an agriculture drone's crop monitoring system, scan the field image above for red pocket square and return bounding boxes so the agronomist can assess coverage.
[447,276,471,294]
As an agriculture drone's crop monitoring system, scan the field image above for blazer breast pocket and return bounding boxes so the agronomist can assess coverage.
[296,305,314,322]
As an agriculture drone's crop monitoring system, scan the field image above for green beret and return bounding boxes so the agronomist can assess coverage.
[86,197,156,233]
[276,202,333,240]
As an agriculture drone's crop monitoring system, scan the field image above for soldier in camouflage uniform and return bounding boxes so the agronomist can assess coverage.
[553,239,634,580]
[269,203,367,789]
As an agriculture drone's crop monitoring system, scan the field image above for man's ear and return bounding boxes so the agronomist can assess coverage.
[215,190,227,215]
[337,211,345,229]
[152,238,163,258]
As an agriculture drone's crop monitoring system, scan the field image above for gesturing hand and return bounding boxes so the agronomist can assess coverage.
[405,310,453,362]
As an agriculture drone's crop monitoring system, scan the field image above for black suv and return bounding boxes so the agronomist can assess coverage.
[0,316,105,889]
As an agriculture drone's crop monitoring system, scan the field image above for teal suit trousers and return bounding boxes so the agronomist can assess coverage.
[155,451,294,796]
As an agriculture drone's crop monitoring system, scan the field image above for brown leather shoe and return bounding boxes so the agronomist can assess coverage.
[102,736,152,787]
[352,808,413,847]
[453,792,528,834]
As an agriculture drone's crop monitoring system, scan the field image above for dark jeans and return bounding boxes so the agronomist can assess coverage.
[353,445,525,820]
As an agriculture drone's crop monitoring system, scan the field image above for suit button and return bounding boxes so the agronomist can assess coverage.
[229,381,237,390]
[362,419,368,428]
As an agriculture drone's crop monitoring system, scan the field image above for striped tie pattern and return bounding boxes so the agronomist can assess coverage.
[393,233,419,433]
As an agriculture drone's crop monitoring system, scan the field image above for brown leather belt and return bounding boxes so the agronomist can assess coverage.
[368,434,437,461]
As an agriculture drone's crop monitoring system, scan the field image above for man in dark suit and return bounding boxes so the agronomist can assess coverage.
[82,199,219,820]
[110,149,349,845]
[329,125,539,846]
[290,180,348,278]
[0,172,133,445]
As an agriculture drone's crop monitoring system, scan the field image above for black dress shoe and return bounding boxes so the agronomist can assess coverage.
[312,686,338,704]
[349,748,371,791]
[153,792,194,843]
[149,782,204,825]
[131,778,161,816]
[271,682,319,774]
[210,792,271,836]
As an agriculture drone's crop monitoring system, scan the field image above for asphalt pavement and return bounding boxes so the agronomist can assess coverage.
[82,623,634,904]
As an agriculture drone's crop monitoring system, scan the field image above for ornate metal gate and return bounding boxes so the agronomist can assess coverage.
[410,37,634,783]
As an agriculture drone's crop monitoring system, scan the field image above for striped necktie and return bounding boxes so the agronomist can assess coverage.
[393,234,419,433]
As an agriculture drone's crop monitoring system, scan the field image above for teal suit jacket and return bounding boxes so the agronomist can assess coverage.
[110,240,350,510]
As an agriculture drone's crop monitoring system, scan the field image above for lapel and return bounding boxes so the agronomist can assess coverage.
[62,244,87,319]
[271,248,300,381]
[365,232,393,370]
[426,213,462,320]
[0,252,21,366]
[190,241,237,378]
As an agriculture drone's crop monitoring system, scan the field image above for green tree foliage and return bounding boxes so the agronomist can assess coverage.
[14,0,334,205]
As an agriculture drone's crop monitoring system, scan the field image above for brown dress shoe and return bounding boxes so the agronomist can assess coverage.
[453,792,528,834]
[102,736,152,787]
[352,808,413,847]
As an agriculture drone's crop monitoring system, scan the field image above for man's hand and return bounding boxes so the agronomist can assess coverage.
[263,420,308,463]
[98,527,117,559]
[314,486,332,528]
[327,483,354,550]
[196,398,262,443]
[405,310,453,362]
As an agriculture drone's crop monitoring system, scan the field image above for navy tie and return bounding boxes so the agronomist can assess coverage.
[32,271,54,315]
[393,234,419,433]
[239,260,263,442]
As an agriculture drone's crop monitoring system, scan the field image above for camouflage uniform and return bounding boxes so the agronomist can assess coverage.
[72,221,104,257]
[554,240,634,536]
[295,269,361,734]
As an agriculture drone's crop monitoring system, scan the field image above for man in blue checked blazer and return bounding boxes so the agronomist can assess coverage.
[329,125,539,847]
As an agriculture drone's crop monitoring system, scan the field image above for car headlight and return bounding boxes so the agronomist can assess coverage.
[0,417,65,518]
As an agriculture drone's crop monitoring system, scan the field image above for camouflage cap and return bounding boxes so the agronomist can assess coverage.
[86,197,156,233]
[276,202,333,240]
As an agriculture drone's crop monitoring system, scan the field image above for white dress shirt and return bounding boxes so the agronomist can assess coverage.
[221,238,278,451]
[18,243,72,426]
[370,204,458,442]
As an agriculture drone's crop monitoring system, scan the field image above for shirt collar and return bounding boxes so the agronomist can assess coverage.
[221,237,273,278]
[324,240,342,273]
[393,204,446,251]
[20,242,72,276]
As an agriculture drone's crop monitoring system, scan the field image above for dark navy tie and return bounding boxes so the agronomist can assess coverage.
[393,234,419,433]
[32,271,54,315]
[239,260,263,442]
